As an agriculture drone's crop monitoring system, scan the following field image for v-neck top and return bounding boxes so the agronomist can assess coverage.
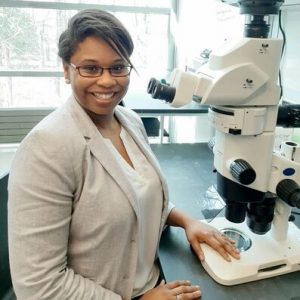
[103,126,164,297]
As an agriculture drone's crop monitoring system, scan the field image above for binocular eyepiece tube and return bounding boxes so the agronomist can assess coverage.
[147,78,176,103]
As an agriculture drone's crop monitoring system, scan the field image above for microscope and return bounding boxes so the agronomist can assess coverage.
[148,0,300,285]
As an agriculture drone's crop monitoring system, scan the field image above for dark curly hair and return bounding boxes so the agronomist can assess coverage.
[58,9,134,67]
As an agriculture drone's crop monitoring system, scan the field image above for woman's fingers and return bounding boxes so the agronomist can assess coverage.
[190,241,205,261]
[172,284,202,297]
[165,280,201,299]
[165,280,191,289]
[214,232,240,260]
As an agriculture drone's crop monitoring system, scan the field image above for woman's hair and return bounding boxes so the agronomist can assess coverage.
[58,9,134,66]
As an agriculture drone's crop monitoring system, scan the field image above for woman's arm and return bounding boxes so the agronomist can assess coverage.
[8,130,121,300]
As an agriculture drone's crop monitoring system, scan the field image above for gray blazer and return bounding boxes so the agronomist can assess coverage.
[8,96,172,300]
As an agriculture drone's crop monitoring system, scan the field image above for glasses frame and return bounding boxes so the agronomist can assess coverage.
[69,63,133,78]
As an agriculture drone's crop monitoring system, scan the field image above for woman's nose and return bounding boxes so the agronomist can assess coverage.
[95,69,116,86]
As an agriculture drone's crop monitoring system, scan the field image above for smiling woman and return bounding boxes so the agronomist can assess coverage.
[7,7,239,300]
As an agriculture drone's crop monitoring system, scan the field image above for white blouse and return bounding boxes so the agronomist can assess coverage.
[103,126,164,297]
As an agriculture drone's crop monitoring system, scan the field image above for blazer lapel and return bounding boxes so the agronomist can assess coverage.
[115,108,168,191]
[115,108,170,227]
[88,137,140,213]
[66,96,140,214]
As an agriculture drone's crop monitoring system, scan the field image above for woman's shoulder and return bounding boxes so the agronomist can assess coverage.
[29,107,73,139]
[19,104,84,157]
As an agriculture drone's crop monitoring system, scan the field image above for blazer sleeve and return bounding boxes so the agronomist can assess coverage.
[8,129,122,300]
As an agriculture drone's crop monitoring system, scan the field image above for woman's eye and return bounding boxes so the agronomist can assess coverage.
[111,66,126,72]
[82,65,99,73]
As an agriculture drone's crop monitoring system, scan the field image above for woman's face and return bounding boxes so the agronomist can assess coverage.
[63,36,130,117]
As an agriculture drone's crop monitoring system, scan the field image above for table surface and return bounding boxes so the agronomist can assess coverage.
[151,143,300,300]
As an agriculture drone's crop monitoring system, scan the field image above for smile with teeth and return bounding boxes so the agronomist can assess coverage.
[92,92,114,100]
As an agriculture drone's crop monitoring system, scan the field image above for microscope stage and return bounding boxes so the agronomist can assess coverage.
[200,217,300,285]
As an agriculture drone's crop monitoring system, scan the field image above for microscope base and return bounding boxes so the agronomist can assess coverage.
[200,217,300,286]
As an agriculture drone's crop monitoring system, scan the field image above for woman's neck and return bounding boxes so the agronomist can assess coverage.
[88,112,121,138]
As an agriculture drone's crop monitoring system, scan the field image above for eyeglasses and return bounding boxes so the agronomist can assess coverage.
[69,63,132,78]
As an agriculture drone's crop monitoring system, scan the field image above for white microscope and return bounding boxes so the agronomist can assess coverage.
[148,0,300,286]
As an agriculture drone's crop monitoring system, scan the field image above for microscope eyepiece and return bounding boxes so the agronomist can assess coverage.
[147,77,176,103]
[147,78,159,94]
[152,82,176,103]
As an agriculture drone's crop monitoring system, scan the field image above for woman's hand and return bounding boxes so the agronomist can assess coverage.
[184,219,240,262]
[140,280,201,300]
[166,208,240,262]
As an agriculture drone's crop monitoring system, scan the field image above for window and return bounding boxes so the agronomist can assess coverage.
[0,0,174,108]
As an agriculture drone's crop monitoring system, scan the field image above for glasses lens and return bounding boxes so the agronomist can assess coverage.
[79,65,102,77]
[110,66,131,77]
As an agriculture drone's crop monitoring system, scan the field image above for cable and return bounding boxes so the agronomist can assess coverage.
[278,10,286,58]
[278,9,286,100]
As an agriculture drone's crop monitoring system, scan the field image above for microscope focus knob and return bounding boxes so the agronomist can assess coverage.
[230,159,256,185]
[276,179,300,208]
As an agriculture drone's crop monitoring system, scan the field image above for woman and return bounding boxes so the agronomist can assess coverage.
[8,9,239,300]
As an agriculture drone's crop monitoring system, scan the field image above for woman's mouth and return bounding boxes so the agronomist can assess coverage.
[91,92,115,100]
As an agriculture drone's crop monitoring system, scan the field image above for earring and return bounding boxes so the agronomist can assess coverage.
[65,79,71,84]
